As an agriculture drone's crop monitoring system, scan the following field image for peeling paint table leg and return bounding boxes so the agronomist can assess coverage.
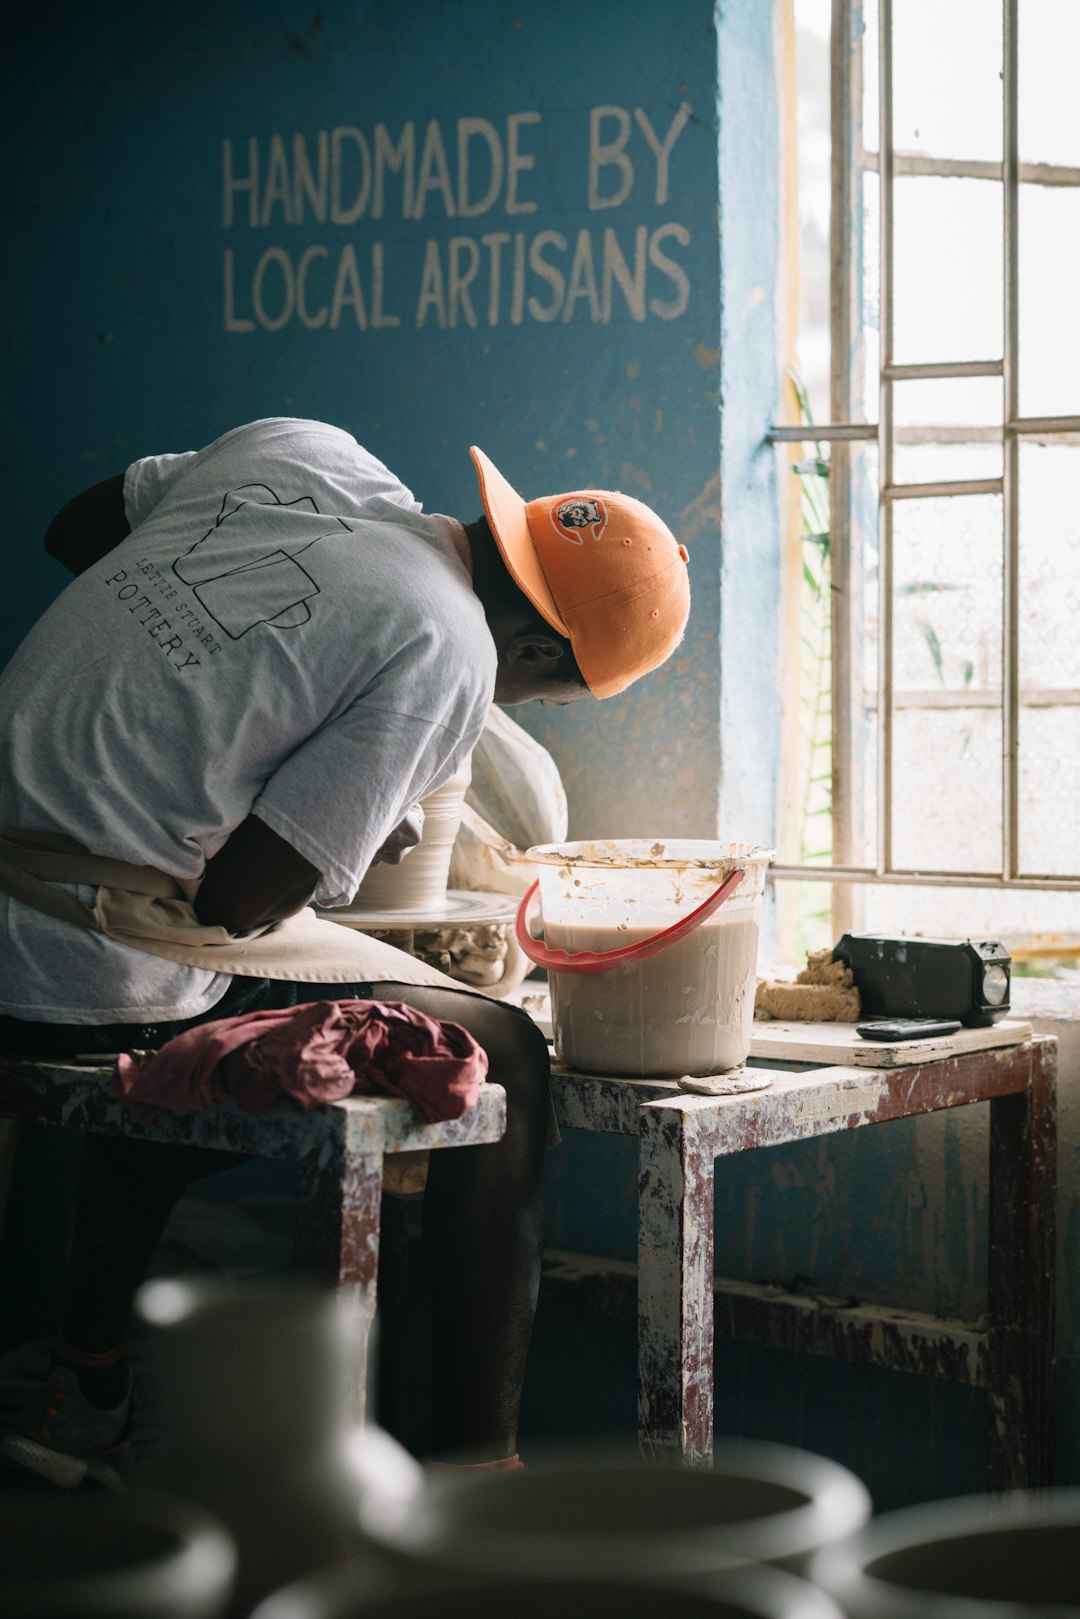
[987,1037,1057,1489]
[637,1102,716,1465]
[551,1033,1057,1484]
[293,1109,386,1424]
[0,1059,507,1429]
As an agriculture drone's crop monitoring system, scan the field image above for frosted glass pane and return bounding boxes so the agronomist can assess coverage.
[1019,187,1080,419]
[892,495,1002,692]
[794,0,833,427]
[1018,445,1080,690]
[861,172,881,415]
[1020,0,1080,167]
[893,442,1003,485]
[1019,708,1080,876]
[863,0,880,154]
[892,0,1002,162]
[893,179,1002,364]
[893,376,1002,428]
[861,881,1080,948]
[1016,451,1080,874]
[862,708,879,870]
[779,439,879,875]
[891,708,1002,873]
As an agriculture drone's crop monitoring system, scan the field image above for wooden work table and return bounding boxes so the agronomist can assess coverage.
[548,1019,1057,1487]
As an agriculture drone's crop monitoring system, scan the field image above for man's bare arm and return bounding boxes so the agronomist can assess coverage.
[45,474,130,575]
[194,813,321,934]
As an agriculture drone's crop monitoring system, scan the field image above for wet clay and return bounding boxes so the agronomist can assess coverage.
[353,766,469,912]
[548,909,761,1077]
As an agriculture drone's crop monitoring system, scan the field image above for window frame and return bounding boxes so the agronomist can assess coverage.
[769,0,1080,918]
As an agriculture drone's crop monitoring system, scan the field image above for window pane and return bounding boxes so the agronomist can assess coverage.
[863,0,880,156]
[892,495,1002,691]
[847,441,880,873]
[1019,0,1080,168]
[893,376,1002,428]
[1019,444,1080,690]
[892,0,1002,163]
[890,495,1002,875]
[777,437,880,893]
[891,708,1002,873]
[892,442,1003,485]
[893,379,1002,486]
[794,0,833,426]
[862,170,881,413]
[1019,185,1080,419]
[893,178,1002,364]
[1018,444,1080,876]
[861,881,1080,954]
[1019,709,1080,877]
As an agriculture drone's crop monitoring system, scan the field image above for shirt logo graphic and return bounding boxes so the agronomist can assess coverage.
[550,497,608,545]
[172,484,352,638]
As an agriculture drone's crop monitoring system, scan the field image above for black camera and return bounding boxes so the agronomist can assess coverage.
[832,933,1011,1027]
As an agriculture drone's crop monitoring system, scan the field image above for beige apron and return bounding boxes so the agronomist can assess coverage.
[0,830,504,1195]
[0,829,484,994]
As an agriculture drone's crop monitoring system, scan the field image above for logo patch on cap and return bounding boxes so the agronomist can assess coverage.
[551,497,608,545]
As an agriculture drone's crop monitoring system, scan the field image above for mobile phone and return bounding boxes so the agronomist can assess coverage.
[856,1017,963,1042]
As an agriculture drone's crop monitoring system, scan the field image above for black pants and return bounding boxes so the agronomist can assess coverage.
[1,973,552,1458]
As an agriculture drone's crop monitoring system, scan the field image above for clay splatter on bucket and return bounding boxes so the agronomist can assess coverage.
[526,840,774,1078]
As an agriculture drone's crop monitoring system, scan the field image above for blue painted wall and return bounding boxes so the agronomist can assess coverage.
[2,0,765,848]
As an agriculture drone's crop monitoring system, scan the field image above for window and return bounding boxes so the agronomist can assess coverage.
[772,0,1080,973]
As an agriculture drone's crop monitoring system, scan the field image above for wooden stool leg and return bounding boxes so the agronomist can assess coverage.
[988,1037,1057,1489]
[375,1192,412,1445]
[638,1103,716,1467]
[295,1115,385,1427]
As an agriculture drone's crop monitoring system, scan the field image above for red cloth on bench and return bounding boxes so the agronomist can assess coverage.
[114,999,487,1125]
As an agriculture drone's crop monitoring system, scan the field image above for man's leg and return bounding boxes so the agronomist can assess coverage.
[59,1136,252,1370]
[0,981,266,1401]
[2,977,550,1469]
[0,988,262,1484]
[352,982,551,1463]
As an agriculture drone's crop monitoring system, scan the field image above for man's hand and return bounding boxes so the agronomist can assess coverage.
[371,806,425,866]
[194,813,321,933]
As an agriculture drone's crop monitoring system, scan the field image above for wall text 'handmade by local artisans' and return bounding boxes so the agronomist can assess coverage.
[221,105,693,333]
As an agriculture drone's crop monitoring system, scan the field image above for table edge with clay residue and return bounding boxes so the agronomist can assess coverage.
[548,1022,1057,1489]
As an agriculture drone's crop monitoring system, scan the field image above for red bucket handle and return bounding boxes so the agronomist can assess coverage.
[515,867,745,975]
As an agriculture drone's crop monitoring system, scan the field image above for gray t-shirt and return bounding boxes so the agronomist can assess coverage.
[0,418,495,1022]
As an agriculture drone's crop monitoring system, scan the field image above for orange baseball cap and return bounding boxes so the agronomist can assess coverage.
[469,446,690,699]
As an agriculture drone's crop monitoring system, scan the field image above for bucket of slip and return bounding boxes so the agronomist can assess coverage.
[517,839,774,1077]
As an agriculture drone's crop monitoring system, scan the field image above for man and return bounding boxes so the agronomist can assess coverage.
[0,417,690,1486]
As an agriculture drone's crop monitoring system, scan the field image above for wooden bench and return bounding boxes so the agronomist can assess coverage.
[0,1056,506,1425]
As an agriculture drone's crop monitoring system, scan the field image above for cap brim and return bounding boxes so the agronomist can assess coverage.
[469,447,569,636]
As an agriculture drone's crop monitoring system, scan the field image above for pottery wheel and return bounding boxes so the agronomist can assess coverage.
[314,889,519,930]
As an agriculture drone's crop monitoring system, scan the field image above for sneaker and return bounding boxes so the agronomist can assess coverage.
[0,1359,134,1490]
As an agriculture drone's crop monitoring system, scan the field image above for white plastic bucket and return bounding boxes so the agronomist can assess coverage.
[518,839,774,1077]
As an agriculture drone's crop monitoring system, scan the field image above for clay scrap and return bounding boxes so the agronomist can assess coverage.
[754,947,861,1023]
